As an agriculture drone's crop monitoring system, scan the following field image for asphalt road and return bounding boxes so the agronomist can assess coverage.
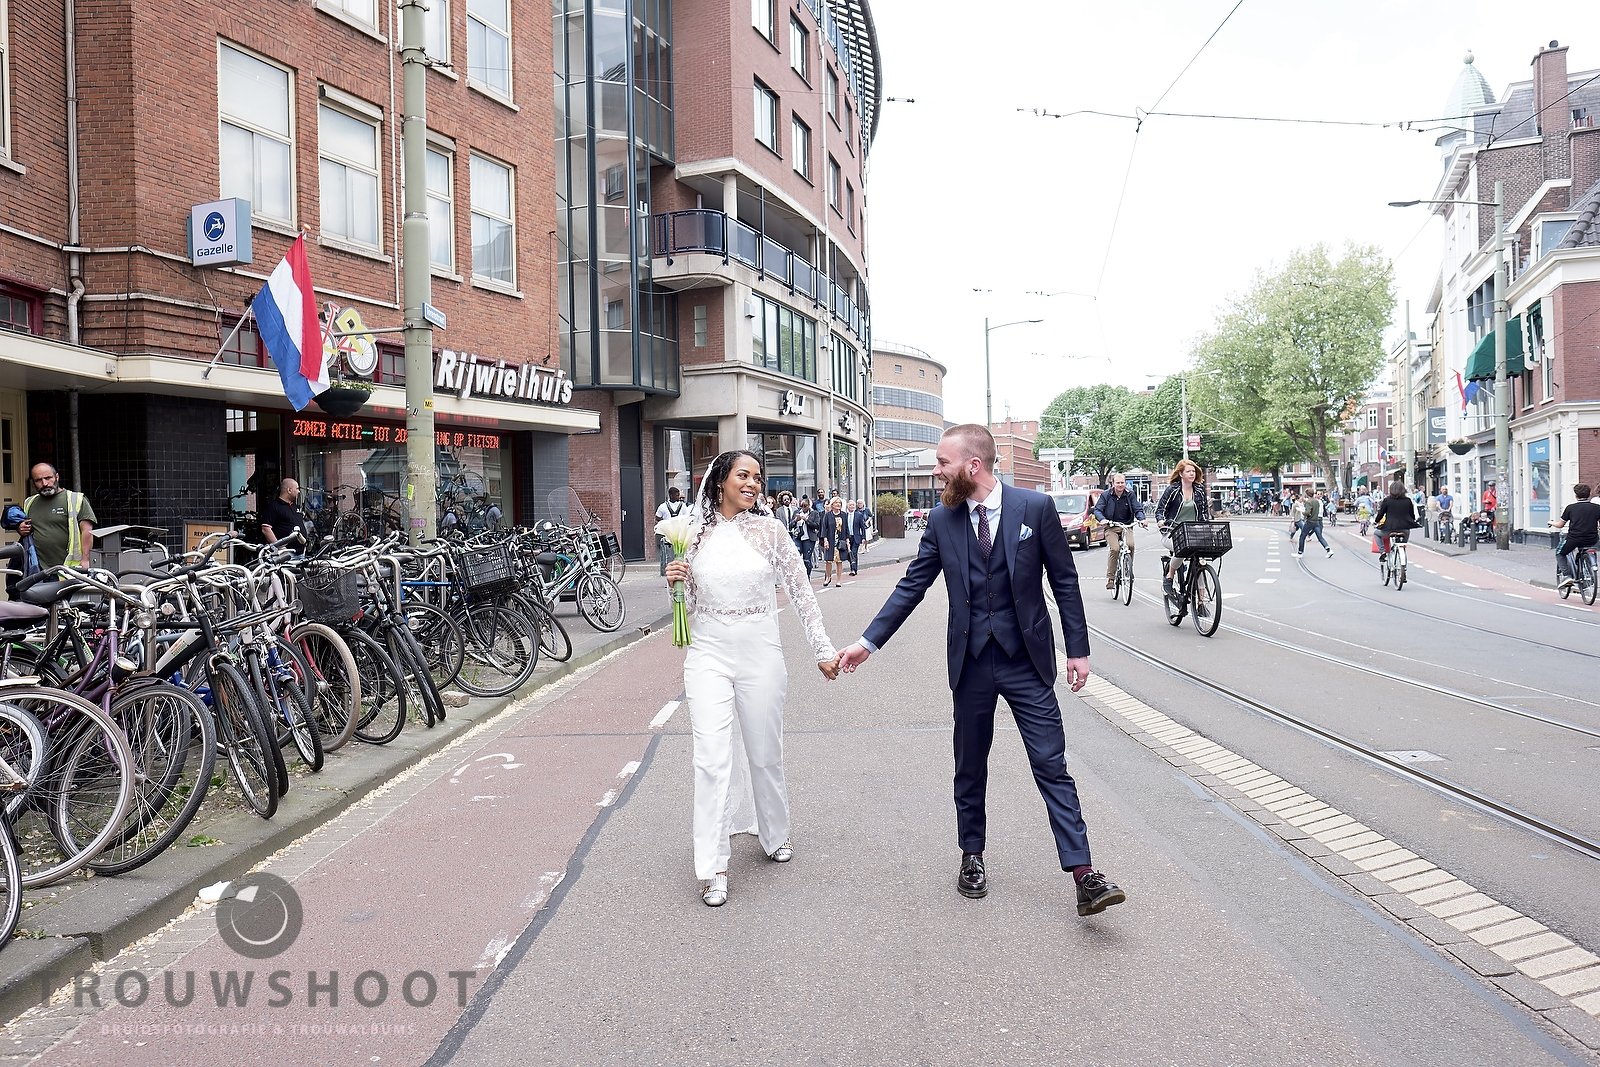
[9,522,1599,1065]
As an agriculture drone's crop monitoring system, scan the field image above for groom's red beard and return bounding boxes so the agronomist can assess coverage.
[941,465,978,510]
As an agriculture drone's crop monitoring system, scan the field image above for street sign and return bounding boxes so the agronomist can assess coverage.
[1186,434,1202,451]
[187,198,252,266]
[423,302,448,330]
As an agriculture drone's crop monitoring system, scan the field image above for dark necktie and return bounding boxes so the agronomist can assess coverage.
[975,503,992,558]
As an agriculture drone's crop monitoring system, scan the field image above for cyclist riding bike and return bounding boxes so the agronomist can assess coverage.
[1372,480,1418,560]
[1153,459,1210,600]
[1093,473,1147,590]
[1549,483,1600,591]
[1435,488,1455,541]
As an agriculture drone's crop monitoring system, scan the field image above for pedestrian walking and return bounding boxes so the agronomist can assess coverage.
[835,424,1124,917]
[656,487,688,575]
[21,462,96,569]
[664,451,839,907]
[818,497,850,587]
[1296,489,1332,557]
[849,499,869,575]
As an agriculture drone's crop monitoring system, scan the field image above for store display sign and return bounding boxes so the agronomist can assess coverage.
[290,416,501,450]
[434,350,574,406]
[187,199,253,266]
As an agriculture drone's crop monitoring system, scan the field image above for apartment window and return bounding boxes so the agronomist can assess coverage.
[1386,407,1394,427]
[605,299,625,329]
[470,153,515,286]
[217,323,265,367]
[467,0,512,100]
[318,101,382,249]
[894,363,902,374]
[752,0,775,42]
[0,285,39,335]
[790,17,810,81]
[827,155,840,211]
[377,343,406,384]
[918,368,925,378]
[846,181,856,233]
[750,293,817,382]
[791,116,811,181]
[754,82,779,153]
[426,0,450,63]
[844,98,854,152]
[425,145,455,271]
[322,0,377,26]
[1366,408,1377,429]
[693,304,707,347]
[825,67,839,123]
[218,44,295,224]
[831,334,858,402]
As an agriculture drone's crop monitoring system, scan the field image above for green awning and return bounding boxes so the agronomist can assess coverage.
[1464,314,1525,381]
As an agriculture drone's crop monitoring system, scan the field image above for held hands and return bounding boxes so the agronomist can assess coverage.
[818,656,841,681]
[835,643,872,673]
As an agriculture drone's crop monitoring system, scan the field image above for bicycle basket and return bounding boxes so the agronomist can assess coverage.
[600,532,621,558]
[297,569,362,624]
[1170,521,1232,559]
[462,544,518,593]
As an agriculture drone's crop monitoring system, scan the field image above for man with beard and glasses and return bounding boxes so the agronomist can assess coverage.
[835,425,1124,917]
[21,462,97,570]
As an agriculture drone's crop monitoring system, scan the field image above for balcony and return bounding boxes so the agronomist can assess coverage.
[652,209,868,340]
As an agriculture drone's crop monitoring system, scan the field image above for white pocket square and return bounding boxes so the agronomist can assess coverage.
[1019,524,1034,541]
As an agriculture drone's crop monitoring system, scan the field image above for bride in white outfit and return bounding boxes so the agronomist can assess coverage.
[665,450,839,907]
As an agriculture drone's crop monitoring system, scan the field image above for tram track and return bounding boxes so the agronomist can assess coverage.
[1122,585,1600,740]
[1085,619,1600,864]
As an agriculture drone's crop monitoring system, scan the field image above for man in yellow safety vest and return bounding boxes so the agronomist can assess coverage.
[21,462,96,568]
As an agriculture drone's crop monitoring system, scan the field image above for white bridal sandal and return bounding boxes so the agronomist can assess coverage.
[768,842,794,863]
[701,874,728,907]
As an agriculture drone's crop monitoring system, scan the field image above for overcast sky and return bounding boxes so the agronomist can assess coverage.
[863,0,1597,426]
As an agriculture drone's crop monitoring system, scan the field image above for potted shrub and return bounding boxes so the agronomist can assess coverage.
[874,492,908,539]
[315,378,374,417]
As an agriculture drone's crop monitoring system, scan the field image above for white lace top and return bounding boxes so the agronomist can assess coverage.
[683,511,836,663]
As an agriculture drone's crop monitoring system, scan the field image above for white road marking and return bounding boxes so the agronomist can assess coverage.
[649,701,679,728]
[521,869,566,909]
[1265,567,1280,572]
[475,934,514,970]
[1505,593,1533,600]
[1462,582,1479,588]
[1255,578,1277,584]
[597,789,619,807]
[1222,593,1244,599]
[619,761,641,779]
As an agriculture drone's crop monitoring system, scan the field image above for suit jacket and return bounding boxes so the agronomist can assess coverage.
[849,510,868,542]
[863,484,1090,689]
[818,510,851,550]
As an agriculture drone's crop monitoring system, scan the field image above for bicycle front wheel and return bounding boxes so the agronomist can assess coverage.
[209,660,283,819]
[19,689,137,888]
[1119,552,1134,606]
[1191,563,1221,637]
[289,622,360,753]
[455,605,540,697]
[0,820,20,944]
[344,627,407,745]
[577,572,626,632]
[1580,553,1598,606]
[515,594,572,663]
[85,682,217,877]
[1396,551,1407,591]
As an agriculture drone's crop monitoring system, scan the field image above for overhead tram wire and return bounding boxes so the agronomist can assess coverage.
[1146,0,1247,115]
[1486,67,1600,147]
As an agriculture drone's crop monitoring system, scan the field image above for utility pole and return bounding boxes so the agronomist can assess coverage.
[1179,373,1190,461]
[1403,300,1415,493]
[400,0,436,542]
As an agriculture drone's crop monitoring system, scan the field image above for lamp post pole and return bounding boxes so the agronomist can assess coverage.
[983,317,1043,428]
[1491,180,1509,550]
[1179,373,1190,461]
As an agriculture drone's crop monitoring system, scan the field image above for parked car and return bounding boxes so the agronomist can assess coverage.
[1048,489,1105,550]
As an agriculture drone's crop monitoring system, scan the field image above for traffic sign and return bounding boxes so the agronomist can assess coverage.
[1186,434,1202,451]
[423,302,448,330]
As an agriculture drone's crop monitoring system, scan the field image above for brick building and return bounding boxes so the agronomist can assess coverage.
[1,0,596,545]
[1,0,883,557]
[990,418,1048,491]
[557,0,881,551]
[1426,43,1600,538]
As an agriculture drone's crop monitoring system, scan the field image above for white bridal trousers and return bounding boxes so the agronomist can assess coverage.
[683,612,790,880]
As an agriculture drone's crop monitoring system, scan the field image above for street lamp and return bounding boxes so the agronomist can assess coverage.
[1389,180,1507,549]
[1145,372,1191,460]
[984,317,1043,428]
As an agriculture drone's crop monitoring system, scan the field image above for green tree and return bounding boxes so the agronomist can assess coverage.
[1035,384,1138,485]
[1190,243,1394,480]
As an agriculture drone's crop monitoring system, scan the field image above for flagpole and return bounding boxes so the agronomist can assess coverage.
[202,308,253,380]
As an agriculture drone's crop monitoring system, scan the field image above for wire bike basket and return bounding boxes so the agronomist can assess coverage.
[1170,521,1233,559]
[297,568,363,624]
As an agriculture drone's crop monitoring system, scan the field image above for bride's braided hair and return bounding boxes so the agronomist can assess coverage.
[686,449,767,560]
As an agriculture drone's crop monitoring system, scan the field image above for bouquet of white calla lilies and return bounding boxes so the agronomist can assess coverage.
[655,511,696,646]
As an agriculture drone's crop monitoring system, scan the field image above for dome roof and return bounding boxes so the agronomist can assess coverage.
[1443,51,1495,120]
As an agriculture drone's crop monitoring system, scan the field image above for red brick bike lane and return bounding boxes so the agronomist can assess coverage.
[25,632,690,1067]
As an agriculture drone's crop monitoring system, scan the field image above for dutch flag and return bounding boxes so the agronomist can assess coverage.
[251,235,328,410]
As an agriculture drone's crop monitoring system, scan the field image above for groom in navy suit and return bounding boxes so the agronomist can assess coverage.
[837,424,1124,916]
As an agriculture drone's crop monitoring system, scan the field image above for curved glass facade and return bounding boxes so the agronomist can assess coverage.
[875,419,941,445]
[871,385,942,416]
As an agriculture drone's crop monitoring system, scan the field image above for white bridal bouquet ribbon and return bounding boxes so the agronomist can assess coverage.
[655,511,695,647]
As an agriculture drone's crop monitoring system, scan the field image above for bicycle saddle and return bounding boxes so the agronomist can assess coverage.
[534,552,563,567]
[0,600,48,630]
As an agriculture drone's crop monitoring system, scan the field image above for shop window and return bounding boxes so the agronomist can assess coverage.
[467,0,512,100]
[219,43,295,225]
[318,99,383,250]
[470,152,516,287]
[225,408,259,433]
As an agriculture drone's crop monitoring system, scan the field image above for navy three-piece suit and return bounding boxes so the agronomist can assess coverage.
[862,484,1094,868]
